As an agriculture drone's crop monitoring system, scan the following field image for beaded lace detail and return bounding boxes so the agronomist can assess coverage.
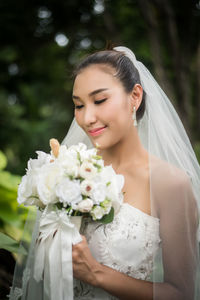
[74,203,161,299]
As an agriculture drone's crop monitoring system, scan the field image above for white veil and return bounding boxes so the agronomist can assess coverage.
[62,46,200,299]
[10,46,200,299]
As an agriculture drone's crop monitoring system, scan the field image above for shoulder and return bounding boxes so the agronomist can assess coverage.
[150,155,191,189]
[149,155,197,218]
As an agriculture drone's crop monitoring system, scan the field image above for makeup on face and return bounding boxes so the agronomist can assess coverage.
[72,65,133,149]
[88,126,107,137]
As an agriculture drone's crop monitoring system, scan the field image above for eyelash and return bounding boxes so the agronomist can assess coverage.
[75,98,107,110]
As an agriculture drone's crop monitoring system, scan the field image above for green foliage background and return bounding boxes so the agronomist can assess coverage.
[0,151,28,247]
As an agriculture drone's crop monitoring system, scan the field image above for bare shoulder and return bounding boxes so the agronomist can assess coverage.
[150,155,191,188]
[149,155,197,210]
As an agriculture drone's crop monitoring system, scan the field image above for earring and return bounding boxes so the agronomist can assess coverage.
[132,106,137,127]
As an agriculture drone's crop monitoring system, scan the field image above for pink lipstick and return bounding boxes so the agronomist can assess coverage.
[88,126,107,137]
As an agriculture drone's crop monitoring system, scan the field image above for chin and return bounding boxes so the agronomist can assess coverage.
[93,138,117,150]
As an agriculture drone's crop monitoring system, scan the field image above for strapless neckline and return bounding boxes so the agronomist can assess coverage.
[122,202,159,221]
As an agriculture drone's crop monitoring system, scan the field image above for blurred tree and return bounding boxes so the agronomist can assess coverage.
[0,0,199,176]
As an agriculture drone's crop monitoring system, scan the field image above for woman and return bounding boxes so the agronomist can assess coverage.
[10,46,200,300]
[62,46,200,299]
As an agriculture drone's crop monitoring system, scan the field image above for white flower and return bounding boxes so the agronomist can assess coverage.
[80,179,94,196]
[101,199,112,214]
[101,166,124,200]
[57,145,77,161]
[91,206,104,220]
[62,160,80,178]
[79,161,97,179]
[67,143,88,163]
[100,165,124,212]
[17,175,33,205]
[36,162,64,205]
[90,180,106,204]
[80,178,106,204]
[17,175,44,208]
[27,151,51,171]
[68,143,87,153]
[77,198,93,212]
[80,148,97,162]
[55,177,82,209]
[54,145,80,177]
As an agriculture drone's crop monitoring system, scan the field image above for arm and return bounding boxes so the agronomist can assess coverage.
[73,172,199,300]
[73,239,190,300]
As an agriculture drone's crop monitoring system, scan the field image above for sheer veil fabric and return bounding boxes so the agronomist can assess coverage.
[10,46,200,299]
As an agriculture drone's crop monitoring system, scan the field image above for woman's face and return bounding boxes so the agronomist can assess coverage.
[72,64,134,149]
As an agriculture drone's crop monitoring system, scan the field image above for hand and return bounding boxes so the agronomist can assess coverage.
[72,235,101,286]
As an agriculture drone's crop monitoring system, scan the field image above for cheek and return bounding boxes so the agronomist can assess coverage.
[105,96,131,126]
[74,110,82,127]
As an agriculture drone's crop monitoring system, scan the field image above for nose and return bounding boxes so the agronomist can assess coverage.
[83,105,97,127]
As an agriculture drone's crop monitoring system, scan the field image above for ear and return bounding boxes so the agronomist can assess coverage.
[130,84,143,111]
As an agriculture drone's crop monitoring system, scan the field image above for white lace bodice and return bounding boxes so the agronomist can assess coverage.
[74,203,161,300]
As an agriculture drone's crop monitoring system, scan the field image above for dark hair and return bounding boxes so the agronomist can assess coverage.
[73,50,146,121]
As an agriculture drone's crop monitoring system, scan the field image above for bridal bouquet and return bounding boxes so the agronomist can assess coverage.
[17,139,124,300]
[18,139,124,222]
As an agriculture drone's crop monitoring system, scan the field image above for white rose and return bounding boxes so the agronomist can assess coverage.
[90,206,105,220]
[61,159,80,178]
[90,180,106,204]
[69,143,87,152]
[17,175,33,205]
[17,174,44,207]
[101,166,124,201]
[77,198,93,212]
[79,161,97,179]
[55,146,80,177]
[56,145,76,161]
[55,177,82,209]
[36,162,64,205]
[80,148,97,162]
[27,151,51,170]
[68,143,87,161]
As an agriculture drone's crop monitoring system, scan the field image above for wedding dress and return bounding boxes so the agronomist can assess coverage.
[74,203,161,300]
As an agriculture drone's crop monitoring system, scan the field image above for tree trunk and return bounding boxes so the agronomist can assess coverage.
[138,0,176,103]
[196,42,200,137]
[154,0,192,133]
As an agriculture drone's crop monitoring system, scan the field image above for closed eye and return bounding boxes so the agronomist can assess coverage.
[75,104,84,109]
[95,98,107,105]
[75,99,107,110]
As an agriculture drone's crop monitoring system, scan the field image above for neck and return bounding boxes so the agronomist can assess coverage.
[98,126,148,171]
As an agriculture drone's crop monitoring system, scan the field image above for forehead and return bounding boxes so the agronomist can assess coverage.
[73,64,121,94]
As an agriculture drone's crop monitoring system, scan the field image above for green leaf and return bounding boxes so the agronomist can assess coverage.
[77,151,81,163]
[99,207,114,224]
[0,232,27,254]
[92,155,102,160]
[0,151,7,170]
[93,163,102,171]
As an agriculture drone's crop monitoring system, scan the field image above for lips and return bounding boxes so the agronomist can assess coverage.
[88,126,107,136]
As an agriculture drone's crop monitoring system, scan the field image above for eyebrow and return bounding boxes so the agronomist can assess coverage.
[72,88,109,100]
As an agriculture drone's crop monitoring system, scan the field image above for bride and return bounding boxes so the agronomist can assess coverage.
[10,46,200,300]
[65,46,200,299]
